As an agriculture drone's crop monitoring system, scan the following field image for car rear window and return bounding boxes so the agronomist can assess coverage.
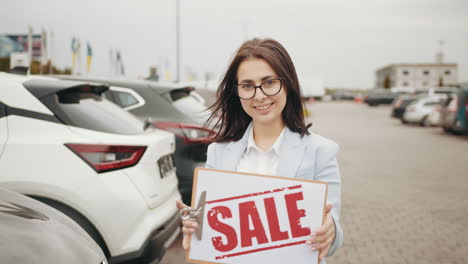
[112,90,140,108]
[423,101,439,106]
[171,95,209,123]
[170,88,192,101]
[443,96,455,107]
[45,91,145,134]
[0,102,5,118]
[402,99,416,107]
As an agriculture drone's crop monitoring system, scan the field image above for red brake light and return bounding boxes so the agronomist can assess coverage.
[65,144,147,173]
[394,99,402,107]
[448,97,458,113]
[153,122,214,144]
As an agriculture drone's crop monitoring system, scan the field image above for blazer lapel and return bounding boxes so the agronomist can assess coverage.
[221,123,252,171]
[276,127,306,178]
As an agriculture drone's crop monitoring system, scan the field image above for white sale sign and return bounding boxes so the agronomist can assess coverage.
[186,168,328,264]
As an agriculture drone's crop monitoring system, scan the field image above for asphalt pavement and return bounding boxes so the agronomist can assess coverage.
[161,101,468,264]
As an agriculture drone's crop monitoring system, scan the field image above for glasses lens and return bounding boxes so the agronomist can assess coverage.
[237,83,255,99]
[261,79,282,95]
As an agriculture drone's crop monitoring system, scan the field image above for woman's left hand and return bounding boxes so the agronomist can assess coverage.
[306,204,336,261]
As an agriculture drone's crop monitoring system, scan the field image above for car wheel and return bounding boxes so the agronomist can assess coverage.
[401,118,408,124]
[30,196,110,258]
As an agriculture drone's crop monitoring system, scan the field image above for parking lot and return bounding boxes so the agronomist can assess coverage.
[161,101,468,264]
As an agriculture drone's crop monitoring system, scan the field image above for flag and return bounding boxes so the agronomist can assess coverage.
[86,42,92,73]
[71,37,77,74]
[28,26,33,67]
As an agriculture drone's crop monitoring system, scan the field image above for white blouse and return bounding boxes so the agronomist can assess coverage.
[236,127,286,175]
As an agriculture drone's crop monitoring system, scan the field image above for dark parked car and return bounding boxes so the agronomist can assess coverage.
[440,87,468,134]
[0,187,106,264]
[365,89,400,106]
[332,92,355,101]
[391,94,423,120]
[55,76,213,204]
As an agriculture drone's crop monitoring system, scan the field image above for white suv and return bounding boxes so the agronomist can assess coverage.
[0,72,181,263]
[402,96,443,126]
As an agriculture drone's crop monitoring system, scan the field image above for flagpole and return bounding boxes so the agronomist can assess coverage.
[176,0,180,82]
[40,28,47,74]
[49,30,54,74]
[28,25,33,71]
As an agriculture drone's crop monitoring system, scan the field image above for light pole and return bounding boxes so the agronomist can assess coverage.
[176,0,180,83]
[436,40,445,87]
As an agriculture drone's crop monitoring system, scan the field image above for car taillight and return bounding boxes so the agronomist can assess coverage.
[154,122,213,144]
[65,144,147,173]
[394,98,402,108]
[448,96,458,113]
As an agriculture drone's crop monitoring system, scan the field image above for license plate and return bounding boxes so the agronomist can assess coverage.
[158,154,176,179]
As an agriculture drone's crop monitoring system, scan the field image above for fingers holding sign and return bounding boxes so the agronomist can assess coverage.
[176,200,199,251]
[306,204,335,261]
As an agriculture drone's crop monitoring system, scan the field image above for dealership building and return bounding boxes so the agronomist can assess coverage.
[375,63,458,90]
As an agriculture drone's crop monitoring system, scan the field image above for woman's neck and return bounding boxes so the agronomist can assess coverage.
[252,120,285,152]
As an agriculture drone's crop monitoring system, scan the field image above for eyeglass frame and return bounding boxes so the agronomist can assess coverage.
[235,78,283,100]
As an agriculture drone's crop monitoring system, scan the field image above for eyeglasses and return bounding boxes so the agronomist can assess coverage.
[235,78,283,100]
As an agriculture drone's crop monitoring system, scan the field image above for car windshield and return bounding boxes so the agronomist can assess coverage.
[50,91,145,134]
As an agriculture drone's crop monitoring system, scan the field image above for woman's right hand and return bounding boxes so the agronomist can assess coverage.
[176,200,199,251]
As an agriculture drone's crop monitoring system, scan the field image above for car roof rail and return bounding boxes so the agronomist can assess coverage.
[9,66,29,75]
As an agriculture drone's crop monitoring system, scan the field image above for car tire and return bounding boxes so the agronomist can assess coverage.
[29,196,110,258]
[401,119,408,124]
[420,116,429,127]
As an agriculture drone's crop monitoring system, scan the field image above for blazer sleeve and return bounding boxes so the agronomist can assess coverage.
[314,141,343,257]
[205,142,217,169]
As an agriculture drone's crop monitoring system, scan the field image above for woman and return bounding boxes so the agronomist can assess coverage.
[176,38,343,262]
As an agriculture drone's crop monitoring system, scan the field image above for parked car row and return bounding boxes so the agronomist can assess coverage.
[0,71,213,263]
[53,75,214,205]
[364,89,402,106]
[331,92,355,101]
[364,87,458,107]
[389,86,468,135]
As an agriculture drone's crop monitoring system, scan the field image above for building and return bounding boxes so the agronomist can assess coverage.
[376,63,458,90]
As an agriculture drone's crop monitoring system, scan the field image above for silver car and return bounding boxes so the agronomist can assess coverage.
[0,188,106,264]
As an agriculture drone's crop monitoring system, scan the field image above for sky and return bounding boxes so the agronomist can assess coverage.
[2,0,468,89]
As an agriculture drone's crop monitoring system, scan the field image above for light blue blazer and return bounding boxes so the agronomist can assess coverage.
[206,123,343,258]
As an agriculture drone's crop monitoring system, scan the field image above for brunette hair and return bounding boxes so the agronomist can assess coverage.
[205,38,310,142]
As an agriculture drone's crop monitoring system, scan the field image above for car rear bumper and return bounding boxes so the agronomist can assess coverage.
[108,210,181,264]
[403,112,423,123]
